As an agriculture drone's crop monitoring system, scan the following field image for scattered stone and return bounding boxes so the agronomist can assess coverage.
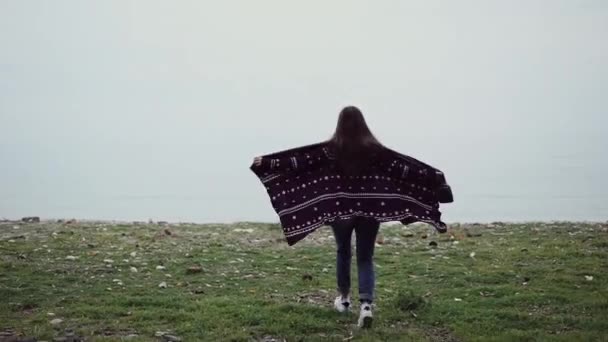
[234,228,254,233]
[469,252,476,258]
[322,268,329,273]
[130,267,138,273]
[103,259,114,264]
[585,275,594,281]
[130,252,137,257]
[186,266,203,274]
[156,265,166,271]
[159,282,168,289]
[65,256,78,261]
[50,318,63,325]
[465,229,483,237]
[454,298,463,302]
[162,334,182,342]
[21,216,40,223]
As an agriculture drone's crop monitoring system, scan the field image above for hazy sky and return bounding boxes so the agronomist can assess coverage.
[1,0,607,223]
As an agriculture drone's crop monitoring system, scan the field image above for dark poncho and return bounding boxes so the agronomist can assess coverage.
[250,142,453,245]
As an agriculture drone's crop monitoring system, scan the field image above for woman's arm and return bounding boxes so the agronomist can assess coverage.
[252,145,334,174]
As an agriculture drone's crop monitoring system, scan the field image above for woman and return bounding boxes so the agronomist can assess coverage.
[251,106,452,329]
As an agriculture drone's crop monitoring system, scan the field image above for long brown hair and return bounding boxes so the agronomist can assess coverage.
[328,106,383,173]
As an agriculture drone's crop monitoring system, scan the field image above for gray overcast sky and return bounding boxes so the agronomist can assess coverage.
[1,0,607,223]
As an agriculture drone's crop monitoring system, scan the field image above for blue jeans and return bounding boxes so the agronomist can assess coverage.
[331,217,380,303]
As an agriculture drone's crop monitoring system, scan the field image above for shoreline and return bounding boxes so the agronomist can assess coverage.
[1,217,606,226]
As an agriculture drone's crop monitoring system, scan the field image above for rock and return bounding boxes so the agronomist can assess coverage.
[0,329,15,337]
[469,252,476,258]
[130,267,138,273]
[186,266,203,274]
[87,243,96,248]
[155,331,168,337]
[421,234,428,239]
[156,265,166,271]
[18,338,37,342]
[159,282,168,289]
[301,274,313,281]
[130,252,137,257]
[234,228,254,233]
[454,298,463,302]
[322,268,329,273]
[465,229,483,237]
[585,275,594,281]
[162,335,182,342]
[103,259,114,264]
[21,216,40,223]
[50,318,63,325]
[429,241,438,247]
[65,256,78,261]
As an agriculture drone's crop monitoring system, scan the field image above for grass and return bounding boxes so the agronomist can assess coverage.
[1,221,607,341]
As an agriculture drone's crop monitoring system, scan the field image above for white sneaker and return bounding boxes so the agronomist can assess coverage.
[358,303,373,328]
[334,295,351,313]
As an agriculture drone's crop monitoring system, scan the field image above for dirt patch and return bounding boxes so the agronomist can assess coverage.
[422,326,462,342]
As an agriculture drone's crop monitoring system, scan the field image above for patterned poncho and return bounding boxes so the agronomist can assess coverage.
[250,142,453,245]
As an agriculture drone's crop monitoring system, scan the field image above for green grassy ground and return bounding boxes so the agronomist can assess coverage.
[1,221,607,341]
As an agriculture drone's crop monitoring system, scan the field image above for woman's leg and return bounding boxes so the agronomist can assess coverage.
[354,218,380,303]
[331,219,355,297]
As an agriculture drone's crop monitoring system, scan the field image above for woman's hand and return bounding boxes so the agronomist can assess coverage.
[253,156,263,166]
